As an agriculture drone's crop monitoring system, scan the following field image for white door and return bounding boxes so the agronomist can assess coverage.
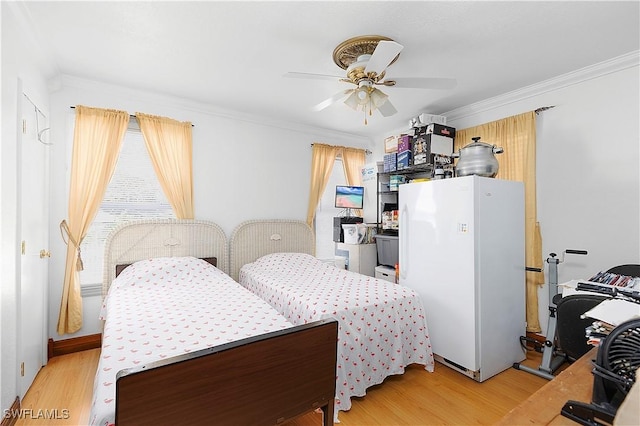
[19,92,50,398]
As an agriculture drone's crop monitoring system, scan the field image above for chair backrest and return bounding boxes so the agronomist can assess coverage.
[556,294,608,361]
[606,264,640,277]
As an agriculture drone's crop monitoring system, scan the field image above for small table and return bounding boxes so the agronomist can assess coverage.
[497,347,597,425]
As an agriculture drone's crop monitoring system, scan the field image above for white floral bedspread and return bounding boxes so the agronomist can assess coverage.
[89,256,293,426]
[239,252,434,418]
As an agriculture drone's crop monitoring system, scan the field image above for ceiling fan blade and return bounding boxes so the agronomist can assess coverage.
[377,99,397,117]
[364,40,404,76]
[389,77,458,90]
[284,72,341,81]
[312,89,352,111]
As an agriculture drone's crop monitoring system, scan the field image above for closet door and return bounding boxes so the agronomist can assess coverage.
[19,90,50,398]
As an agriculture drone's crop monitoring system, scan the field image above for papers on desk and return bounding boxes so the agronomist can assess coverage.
[582,298,640,347]
[582,298,640,327]
[559,280,640,347]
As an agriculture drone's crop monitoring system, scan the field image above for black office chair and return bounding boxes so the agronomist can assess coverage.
[605,264,640,277]
[556,294,607,361]
[556,264,640,362]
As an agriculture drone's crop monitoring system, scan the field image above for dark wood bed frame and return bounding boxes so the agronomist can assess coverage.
[110,260,338,426]
[115,320,338,426]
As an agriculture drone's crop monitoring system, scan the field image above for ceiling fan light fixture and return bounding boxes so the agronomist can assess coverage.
[290,33,457,125]
[343,91,360,110]
[357,88,368,102]
[370,88,389,108]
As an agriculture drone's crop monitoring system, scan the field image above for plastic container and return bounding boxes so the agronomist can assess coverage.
[375,265,395,283]
[375,234,399,267]
[342,224,359,244]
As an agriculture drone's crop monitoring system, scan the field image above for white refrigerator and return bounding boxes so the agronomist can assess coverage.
[399,175,526,382]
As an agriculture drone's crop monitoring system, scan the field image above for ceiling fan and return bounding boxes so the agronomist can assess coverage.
[285,35,457,124]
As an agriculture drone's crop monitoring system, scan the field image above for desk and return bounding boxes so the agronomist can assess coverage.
[497,348,597,425]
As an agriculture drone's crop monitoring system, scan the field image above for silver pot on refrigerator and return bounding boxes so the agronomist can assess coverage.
[452,137,504,178]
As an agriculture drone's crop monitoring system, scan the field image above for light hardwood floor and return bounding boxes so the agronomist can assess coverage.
[16,349,548,426]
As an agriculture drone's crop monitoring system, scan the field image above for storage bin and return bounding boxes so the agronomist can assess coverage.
[375,265,396,283]
[375,234,399,267]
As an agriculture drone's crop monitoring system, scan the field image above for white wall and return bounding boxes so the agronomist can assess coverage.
[374,52,640,336]
[46,77,373,339]
[1,2,55,415]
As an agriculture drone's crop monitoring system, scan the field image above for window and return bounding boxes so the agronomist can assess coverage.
[314,158,347,260]
[78,130,174,285]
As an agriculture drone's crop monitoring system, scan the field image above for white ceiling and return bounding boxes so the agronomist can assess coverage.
[19,1,640,138]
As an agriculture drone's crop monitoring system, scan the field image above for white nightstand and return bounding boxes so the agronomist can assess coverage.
[335,243,377,277]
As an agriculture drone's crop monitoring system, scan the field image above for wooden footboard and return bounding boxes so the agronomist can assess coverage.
[115,319,338,426]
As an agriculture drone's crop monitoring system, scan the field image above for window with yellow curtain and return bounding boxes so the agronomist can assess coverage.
[78,129,175,288]
[306,143,367,259]
[315,157,350,260]
[455,111,544,333]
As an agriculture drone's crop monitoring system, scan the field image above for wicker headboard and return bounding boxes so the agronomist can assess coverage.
[102,219,228,298]
[229,220,315,281]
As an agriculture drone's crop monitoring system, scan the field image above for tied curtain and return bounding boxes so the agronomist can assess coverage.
[58,106,129,335]
[135,113,194,219]
[58,108,194,335]
[455,111,544,332]
[306,143,367,226]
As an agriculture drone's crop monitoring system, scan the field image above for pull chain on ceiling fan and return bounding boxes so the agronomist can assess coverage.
[284,35,457,124]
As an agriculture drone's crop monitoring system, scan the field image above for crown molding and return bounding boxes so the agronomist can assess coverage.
[444,50,640,121]
[57,75,370,143]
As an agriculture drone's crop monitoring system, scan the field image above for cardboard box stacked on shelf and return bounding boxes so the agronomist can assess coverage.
[396,134,413,170]
[381,115,456,175]
[383,135,397,172]
[389,175,406,191]
[413,123,456,166]
[383,153,397,172]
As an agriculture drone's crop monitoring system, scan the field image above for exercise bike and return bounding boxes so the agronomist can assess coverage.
[513,249,588,380]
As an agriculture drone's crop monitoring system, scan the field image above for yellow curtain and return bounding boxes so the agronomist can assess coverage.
[455,111,544,332]
[341,146,367,216]
[341,146,366,186]
[136,113,194,219]
[58,106,129,334]
[306,143,340,226]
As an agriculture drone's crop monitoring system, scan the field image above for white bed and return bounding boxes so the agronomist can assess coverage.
[230,220,435,419]
[90,219,338,426]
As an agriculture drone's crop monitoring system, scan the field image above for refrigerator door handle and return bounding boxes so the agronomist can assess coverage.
[399,204,408,280]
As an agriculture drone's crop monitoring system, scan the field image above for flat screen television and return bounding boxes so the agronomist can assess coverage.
[334,185,364,209]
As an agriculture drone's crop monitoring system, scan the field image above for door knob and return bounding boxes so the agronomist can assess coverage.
[39,249,51,259]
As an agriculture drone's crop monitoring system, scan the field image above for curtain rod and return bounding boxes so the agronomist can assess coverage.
[535,105,555,115]
[310,143,372,155]
[69,106,194,127]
